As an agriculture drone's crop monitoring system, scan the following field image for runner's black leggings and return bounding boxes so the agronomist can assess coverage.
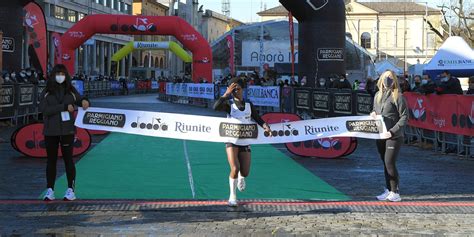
[45,135,76,190]
[376,137,403,193]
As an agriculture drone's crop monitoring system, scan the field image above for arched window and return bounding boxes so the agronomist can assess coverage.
[132,56,137,67]
[361,32,371,49]
[160,58,164,68]
[144,55,149,67]
[345,32,353,40]
[154,57,159,67]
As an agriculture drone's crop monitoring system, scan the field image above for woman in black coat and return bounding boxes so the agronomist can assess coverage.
[39,64,90,201]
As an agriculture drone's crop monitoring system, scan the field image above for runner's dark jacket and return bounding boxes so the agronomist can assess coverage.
[39,86,88,136]
[372,90,408,139]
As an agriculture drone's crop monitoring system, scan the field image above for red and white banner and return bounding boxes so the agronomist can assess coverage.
[23,1,48,74]
[226,34,235,76]
[404,92,474,136]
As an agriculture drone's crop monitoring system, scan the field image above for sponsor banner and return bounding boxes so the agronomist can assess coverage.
[166,83,214,99]
[226,35,235,75]
[317,48,344,61]
[23,1,48,74]
[242,40,299,67]
[151,81,159,90]
[18,84,34,106]
[75,107,390,146]
[110,81,121,90]
[11,123,91,158]
[262,113,357,159]
[246,86,280,108]
[405,93,474,136]
[2,37,14,52]
[0,85,15,108]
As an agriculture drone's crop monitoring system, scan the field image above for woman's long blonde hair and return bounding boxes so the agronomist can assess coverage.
[375,70,400,106]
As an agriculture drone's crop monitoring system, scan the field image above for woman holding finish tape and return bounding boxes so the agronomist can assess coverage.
[370,70,408,202]
[213,77,272,206]
[39,64,90,201]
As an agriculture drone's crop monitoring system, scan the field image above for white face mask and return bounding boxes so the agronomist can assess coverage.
[26,72,32,76]
[421,79,428,85]
[320,82,325,86]
[55,75,66,84]
[441,77,449,82]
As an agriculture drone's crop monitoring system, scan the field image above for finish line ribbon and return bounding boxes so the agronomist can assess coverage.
[75,107,390,145]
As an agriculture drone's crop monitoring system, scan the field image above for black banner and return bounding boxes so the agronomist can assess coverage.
[295,89,311,109]
[333,92,353,115]
[83,112,126,128]
[0,1,25,72]
[0,85,15,108]
[313,90,330,112]
[2,37,15,52]
[219,123,258,139]
[356,93,373,115]
[346,120,383,134]
[18,84,34,106]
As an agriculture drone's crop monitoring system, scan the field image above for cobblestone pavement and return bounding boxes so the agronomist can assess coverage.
[0,94,473,236]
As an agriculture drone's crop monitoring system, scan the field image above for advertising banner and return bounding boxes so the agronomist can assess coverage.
[75,107,390,146]
[246,86,280,108]
[405,93,474,136]
[242,40,299,67]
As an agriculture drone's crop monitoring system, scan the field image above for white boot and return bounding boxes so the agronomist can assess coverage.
[228,177,238,206]
[237,172,246,192]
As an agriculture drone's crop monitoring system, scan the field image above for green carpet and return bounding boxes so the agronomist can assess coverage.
[47,133,349,200]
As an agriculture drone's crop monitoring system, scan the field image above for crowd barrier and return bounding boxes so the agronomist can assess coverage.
[0,83,46,125]
[2,81,472,159]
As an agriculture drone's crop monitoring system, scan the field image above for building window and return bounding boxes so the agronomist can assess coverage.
[427,32,436,49]
[124,4,130,14]
[78,12,86,21]
[67,10,77,22]
[94,0,100,4]
[361,32,371,49]
[52,5,66,20]
[345,32,353,40]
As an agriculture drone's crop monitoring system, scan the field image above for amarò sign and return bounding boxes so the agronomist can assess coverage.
[317,48,344,61]
[2,37,15,52]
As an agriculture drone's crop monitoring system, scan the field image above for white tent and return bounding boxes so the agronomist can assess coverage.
[423,36,474,77]
[375,60,403,76]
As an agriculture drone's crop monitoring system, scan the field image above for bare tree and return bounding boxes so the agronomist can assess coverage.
[425,0,473,46]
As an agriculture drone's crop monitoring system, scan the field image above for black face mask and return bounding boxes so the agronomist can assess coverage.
[383,77,394,88]
[415,82,421,86]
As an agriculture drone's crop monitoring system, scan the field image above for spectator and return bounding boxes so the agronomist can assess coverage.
[419,75,436,95]
[353,80,360,90]
[398,75,411,93]
[435,70,463,95]
[366,77,376,96]
[332,74,351,90]
[411,75,422,93]
[317,78,329,89]
[466,76,474,95]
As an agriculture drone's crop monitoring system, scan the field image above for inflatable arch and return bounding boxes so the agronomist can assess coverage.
[55,15,212,83]
[112,41,192,63]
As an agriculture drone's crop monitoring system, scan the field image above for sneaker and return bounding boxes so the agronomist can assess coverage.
[376,189,390,201]
[43,188,55,201]
[228,198,238,207]
[237,177,246,192]
[63,188,76,201]
[386,191,401,202]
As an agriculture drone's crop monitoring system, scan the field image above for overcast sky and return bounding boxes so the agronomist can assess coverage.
[195,0,453,23]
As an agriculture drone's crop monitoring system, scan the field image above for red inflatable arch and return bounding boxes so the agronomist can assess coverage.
[55,15,212,83]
